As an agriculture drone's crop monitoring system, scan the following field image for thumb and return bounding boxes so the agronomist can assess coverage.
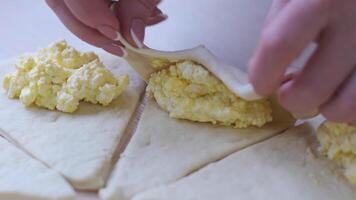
[115,0,161,48]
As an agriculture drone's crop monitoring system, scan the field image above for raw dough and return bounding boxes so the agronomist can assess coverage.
[0,136,75,200]
[0,52,145,190]
[134,124,356,200]
[99,97,294,200]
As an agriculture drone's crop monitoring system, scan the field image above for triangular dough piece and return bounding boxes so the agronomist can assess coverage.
[99,98,295,200]
[0,136,75,200]
[0,52,145,190]
[134,124,356,200]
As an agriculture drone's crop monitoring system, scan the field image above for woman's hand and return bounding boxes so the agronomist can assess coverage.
[248,0,356,122]
[46,0,166,56]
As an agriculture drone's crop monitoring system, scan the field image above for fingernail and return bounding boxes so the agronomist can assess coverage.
[292,108,319,119]
[130,19,145,48]
[102,43,127,57]
[281,73,294,85]
[97,25,118,40]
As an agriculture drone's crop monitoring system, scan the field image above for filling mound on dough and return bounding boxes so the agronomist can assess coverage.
[317,122,356,184]
[147,60,273,128]
[2,40,129,113]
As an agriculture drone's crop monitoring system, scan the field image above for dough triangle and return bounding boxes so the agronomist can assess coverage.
[134,124,356,200]
[100,98,294,200]
[0,52,145,190]
[0,137,75,200]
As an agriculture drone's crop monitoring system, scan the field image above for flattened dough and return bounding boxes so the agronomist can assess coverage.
[0,52,145,190]
[0,136,75,200]
[134,124,356,200]
[99,98,294,200]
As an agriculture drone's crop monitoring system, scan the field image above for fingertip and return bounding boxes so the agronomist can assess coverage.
[146,13,167,26]
[130,18,145,48]
[321,109,351,123]
[247,57,276,96]
[277,79,291,107]
[278,78,321,118]
[277,78,305,114]
[102,43,126,57]
[46,0,61,10]
[97,25,119,40]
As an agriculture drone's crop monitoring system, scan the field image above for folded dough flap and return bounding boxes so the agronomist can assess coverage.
[122,35,260,101]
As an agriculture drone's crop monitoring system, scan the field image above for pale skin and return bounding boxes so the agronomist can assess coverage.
[45,0,166,55]
[47,0,356,123]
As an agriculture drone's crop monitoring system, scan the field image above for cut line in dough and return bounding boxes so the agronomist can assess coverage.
[134,124,356,200]
[99,96,295,200]
[0,136,75,200]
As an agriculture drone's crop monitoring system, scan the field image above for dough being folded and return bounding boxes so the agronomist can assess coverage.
[99,97,294,200]
[0,52,145,190]
[0,137,75,200]
[134,124,356,200]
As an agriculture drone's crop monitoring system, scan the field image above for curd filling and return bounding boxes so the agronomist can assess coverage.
[3,40,128,113]
[317,122,356,184]
[147,60,272,128]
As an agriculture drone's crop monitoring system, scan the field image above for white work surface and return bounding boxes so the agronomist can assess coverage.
[0,0,324,200]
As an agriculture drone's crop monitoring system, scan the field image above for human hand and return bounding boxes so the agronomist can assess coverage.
[248,0,356,122]
[46,0,167,56]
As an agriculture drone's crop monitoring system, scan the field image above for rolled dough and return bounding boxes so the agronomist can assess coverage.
[134,124,356,200]
[0,52,145,190]
[0,136,75,200]
[99,97,295,200]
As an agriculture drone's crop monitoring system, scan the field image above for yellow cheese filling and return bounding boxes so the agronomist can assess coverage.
[147,60,272,128]
[3,40,128,113]
[317,122,356,184]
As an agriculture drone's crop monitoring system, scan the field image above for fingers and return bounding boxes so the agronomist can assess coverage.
[46,0,125,56]
[46,0,109,46]
[146,7,167,25]
[278,31,356,116]
[146,14,167,25]
[248,0,329,96]
[102,43,127,57]
[264,0,289,27]
[115,0,162,47]
[321,69,356,122]
[63,0,120,40]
